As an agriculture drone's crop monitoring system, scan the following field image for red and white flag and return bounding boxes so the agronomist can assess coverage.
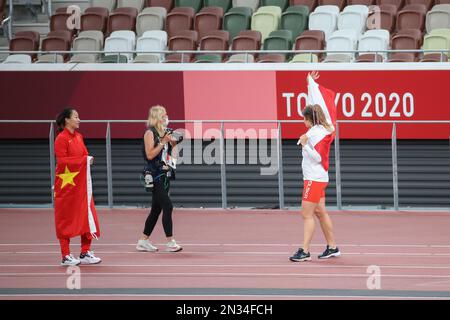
[54,156,100,240]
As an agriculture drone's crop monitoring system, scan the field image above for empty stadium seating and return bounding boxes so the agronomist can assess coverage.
[309,5,339,40]
[233,0,260,13]
[166,7,195,38]
[223,6,253,41]
[136,7,167,37]
[195,6,224,40]
[165,30,199,62]
[426,4,450,33]
[70,31,104,63]
[102,30,136,62]
[281,5,310,41]
[195,30,230,62]
[134,30,168,62]
[148,0,174,11]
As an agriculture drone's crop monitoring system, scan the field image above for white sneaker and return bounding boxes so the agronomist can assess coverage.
[136,239,158,252]
[61,254,81,266]
[79,251,102,265]
[166,239,182,252]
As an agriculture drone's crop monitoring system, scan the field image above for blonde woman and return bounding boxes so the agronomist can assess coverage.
[136,106,182,252]
[290,72,340,262]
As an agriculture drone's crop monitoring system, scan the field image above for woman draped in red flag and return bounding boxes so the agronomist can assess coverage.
[54,108,101,266]
[289,71,341,262]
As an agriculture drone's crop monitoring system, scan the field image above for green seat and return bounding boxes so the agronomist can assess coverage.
[261,0,289,11]
[100,54,129,63]
[289,53,319,63]
[423,29,450,57]
[251,7,282,42]
[194,54,223,62]
[285,5,309,16]
[281,6,309,42]
[223,7,252,41]
[204,0,232,12]
[175,0,203,13]
[262,29,293,58]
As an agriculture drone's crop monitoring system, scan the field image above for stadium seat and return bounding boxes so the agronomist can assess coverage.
[229,29,262,61]
[50,13,78,38]
[108,7,138,34]
[290,0,318,12]
[257,53,287,61]
[147,0,174,11]
[226,53,256,61]
[389,28,422,61]
[405,0,435,11]
[251,6,282,42]
[318,0,347,11]
[419,52,449,60]
[376,0,405,11]
[233,0,261,13]
[204,0,232,12]
[323,29,359,62]
[136,7,167,37]
[117,0,145,12]
[258,29,292,62]
[261,0,289,10]
[436,0,450,4]
[3,55,32,64]
[81,9,109,34]
[4,31,40,63]
[291,29,325,62]
[85,6,110,18]
[166,7,195,38]
[134,30,168,62]
[281,5,309,42]
[348,0,375,4]
[396,5,427,31]
[339,5,369,35]
[92,0,117,12]
[223,6,252,41]
[175,0,203,13]
[423,28,450,56]
[195,7,224,40]
[37,31,72,63]
[102,30,136,62]
[426,4,450,33]
[367,4,397,32]
[70,31,104,63]
[165,30,199,62]
[195,30,229,62]
[356,29,390,61]
[309,6,339,39]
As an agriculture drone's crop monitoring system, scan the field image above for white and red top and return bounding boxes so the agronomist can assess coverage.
[301,75,337,183]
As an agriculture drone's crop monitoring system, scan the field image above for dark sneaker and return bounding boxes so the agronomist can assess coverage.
[289,248,311,262]
[318,246,341,259]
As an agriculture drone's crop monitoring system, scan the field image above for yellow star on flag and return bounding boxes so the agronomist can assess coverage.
[57,166,80,190]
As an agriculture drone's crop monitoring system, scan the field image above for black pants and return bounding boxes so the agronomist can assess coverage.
[143,175,173,237]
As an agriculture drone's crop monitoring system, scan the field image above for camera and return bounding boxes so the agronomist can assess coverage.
[144,171,153,192]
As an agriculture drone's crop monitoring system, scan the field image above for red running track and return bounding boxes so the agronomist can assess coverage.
[0,208,450,300]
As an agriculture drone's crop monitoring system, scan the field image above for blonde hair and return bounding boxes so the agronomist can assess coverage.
[147,105,166,136]
[303,104,332,131]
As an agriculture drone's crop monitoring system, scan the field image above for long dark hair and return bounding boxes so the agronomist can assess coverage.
[56,108,75,133]
[303,104,332,131]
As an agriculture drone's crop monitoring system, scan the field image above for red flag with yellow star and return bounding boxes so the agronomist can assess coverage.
[54,156,100,239]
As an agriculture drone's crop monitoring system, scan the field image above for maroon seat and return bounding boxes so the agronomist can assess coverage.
[368,4,397,32]
[376,0,405,11]
[290,0,317,11]
[147,0,174,11]
[108,8,138,34]
[404,0,435,10]
[348,0,375,4]
[295,30,325,60]
[197,30,229,61]
[165,30,198,62]
[232,30,262,50]
[194,7,224,40]
[419,53,448,62]
[85,7,110,18]
[42,31,72,61]
[318,0,347,10]
[356,53,384,62]
[81,12,108,33]
[390,29,422,61]
[9,32,40,60]
[436,0,450,3]
[396,5,426,31]
[166,8,195,38]
[387,52,416,61]
[50,13,77,38]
